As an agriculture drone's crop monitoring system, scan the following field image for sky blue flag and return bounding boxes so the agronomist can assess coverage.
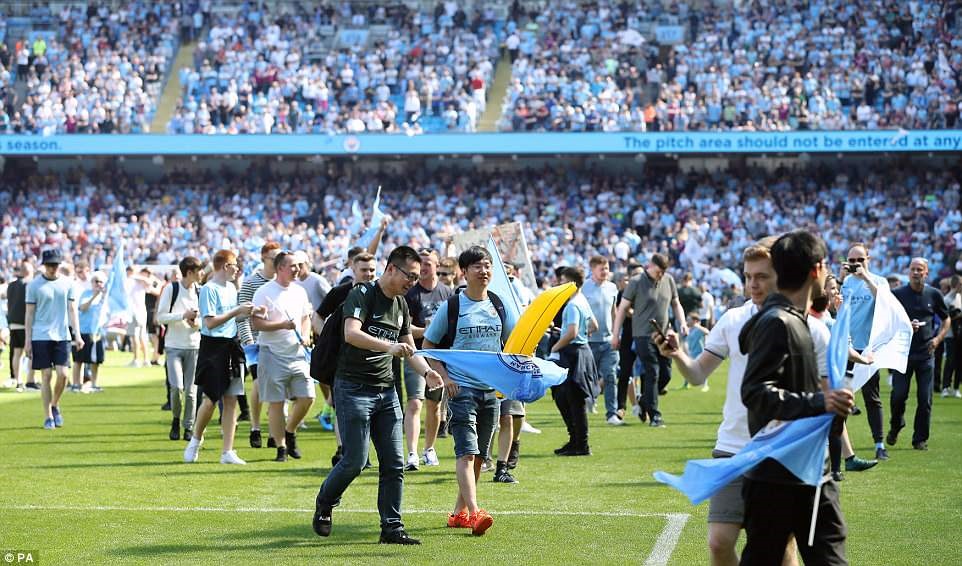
[91,242,131,335]
[653,414,833,505]
[414,350,568,402]
[484,237,523,323]
[653,304,851,504]
[348,200,363,237]
[828,301,852,390]
[356,187,384,248]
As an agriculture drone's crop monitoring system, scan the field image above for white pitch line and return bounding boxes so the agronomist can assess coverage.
[4,503,684,519]
[643,513,690,566]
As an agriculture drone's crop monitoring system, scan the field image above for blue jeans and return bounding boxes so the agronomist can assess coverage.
[590,341,620,418]
[317,377,405,533]
[448,386,498,459]
[890,357,935,445]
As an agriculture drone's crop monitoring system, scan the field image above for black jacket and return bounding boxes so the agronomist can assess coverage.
[739,293,826,484]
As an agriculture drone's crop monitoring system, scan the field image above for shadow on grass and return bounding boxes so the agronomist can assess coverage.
[112,523,427,558]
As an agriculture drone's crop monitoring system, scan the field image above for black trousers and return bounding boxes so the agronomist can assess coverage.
[848,355,883,444]
[552,380,588,449]
[741,478,848,565]
[634,336,671,421]
[890,357,935,445]
[616,337,636,411]
[938,336,962,390]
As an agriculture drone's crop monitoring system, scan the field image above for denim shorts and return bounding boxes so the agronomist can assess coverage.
[448,386,498,459]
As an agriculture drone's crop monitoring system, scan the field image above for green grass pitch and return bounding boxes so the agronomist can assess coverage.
[1,354,960,565]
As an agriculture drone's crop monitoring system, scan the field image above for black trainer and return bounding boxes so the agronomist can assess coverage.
[494,463,518,483]
[160,400,171,411]
[886,427,901,446]
[275,446,288,462]
[169,418,180,441]
[553,442,572,455]
[250,429,262,449]
[506,440,520,469]
[312,497,333,537]
[912,441,928,451]
[267,436,277,448]
[286,431,301,459]
[379,529,420,545]
[238,410,250,422]
[183,428,192,441]
[437,420,448,438]
[558,445,591,456]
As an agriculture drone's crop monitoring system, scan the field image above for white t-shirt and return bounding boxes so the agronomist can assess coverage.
[703,301,757,454]
[705,301,831,454]
[252,280,312,356]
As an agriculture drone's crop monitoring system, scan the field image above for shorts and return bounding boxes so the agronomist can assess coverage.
[127,311,148,333]
[448,386,498,459]
[10,329,25,349]
[78,334,106,364]
[708,450,744,524]
[257,346,316,403]
[499,398,526,417]
[31,340,70,370]
[403,359,442,402]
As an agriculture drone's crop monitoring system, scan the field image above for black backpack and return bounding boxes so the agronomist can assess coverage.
[311,282,377,385]
[437,291,509,349]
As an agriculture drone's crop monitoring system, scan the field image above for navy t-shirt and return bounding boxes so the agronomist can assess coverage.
[892,284,948,360]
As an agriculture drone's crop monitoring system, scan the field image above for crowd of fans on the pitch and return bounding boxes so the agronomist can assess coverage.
[501,0,962,132]
[1,162,959,294]
[0,1,179,134]
[167,2,500,135]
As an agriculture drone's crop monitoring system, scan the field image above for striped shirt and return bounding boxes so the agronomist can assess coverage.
[236,270,271,345]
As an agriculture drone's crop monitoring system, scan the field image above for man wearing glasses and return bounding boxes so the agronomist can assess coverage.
[840,243,891,460]
[313,246,442,545]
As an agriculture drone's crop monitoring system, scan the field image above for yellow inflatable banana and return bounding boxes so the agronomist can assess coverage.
[502,283,577,356]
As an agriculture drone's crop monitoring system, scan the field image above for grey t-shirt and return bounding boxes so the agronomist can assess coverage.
[623,272,678,337]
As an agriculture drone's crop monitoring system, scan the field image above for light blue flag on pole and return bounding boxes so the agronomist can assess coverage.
[653,302,852,504]
[348,200,364,237]
[484,237,523,323]
[356,187,385,248]
[414,350,568,402]
[92,242,131,336]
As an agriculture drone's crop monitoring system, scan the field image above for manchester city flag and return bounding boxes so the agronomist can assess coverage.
[414,350,568,402]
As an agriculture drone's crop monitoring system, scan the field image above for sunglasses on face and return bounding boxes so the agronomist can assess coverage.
[437,271,452,277]
[846,257,866,264]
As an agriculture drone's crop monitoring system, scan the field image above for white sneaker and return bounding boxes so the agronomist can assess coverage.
[127,360,139,368]
[422,447,440,466]
[405,452,419,471]
[955,389,962,399]
[607,415,625,426]
[586,398,598,414]
[520,421,541,434]
[631,404,641,417]
[184,437,203,463]
[942,387,951,398]
[220,450,246,465]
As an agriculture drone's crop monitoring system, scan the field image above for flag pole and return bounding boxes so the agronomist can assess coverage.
[808,442,829,547]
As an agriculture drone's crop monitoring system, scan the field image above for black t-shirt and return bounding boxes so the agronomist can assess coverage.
[404,281,453,347]
[6,278,27,325]
[336,282,411,387]
[678,285,702,315]
[892,284,948,360]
